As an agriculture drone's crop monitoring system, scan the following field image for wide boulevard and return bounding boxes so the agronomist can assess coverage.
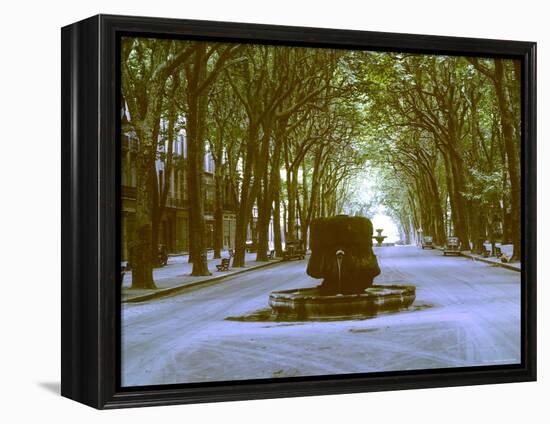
[121,245,521,387]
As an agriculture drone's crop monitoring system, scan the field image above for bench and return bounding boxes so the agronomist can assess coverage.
[267,249,275,260]
[216,258,230,272]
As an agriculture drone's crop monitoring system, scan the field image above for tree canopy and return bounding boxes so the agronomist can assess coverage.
[121,37,521,288]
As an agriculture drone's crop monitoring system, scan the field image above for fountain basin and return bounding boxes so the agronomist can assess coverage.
[269,284,416,320]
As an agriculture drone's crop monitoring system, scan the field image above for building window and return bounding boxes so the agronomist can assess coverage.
[204,151,215,174]
[158,170,164,193]
[182,134,187,158]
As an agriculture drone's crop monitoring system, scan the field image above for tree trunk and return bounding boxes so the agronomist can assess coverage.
[426,170,445,245]
[469,199,484,253]
[233,126,259,267]
[213,169,224,259]
[185,46,211,276]
[304,146,324,248]
[442,147,469,248]
[273,190,283,256]
[286,166,299,240]
[300,159,309,248]
[150,165,160,266]
[255,175,271,261]
[282,200,287,243]
[131,131,157,289]
[152,79,178,260]
[254,119,274,261]
[271,120,286,256]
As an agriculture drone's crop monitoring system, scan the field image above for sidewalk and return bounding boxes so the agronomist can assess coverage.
[122,250,282,303]
[460,251,521,272]
[432,243,520,272]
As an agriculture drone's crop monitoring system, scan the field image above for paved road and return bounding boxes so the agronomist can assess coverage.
[121,245,521,386]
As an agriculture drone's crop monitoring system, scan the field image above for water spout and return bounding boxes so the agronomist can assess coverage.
[336,250,345,294]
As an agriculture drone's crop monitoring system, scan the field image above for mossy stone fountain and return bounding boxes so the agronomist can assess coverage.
[269,215,416,320]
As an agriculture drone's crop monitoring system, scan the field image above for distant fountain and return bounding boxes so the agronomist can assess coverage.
[373,228,387,246]
[269,215,416,320]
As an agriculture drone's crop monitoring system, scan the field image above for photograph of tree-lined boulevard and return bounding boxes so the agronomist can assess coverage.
[120,37,521,387]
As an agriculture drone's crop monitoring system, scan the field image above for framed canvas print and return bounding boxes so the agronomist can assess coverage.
[61,14,536,409]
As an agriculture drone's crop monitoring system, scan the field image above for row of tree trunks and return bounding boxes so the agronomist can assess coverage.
[467,57,521,259]
[122,39,198,289]
[494,59,521,261]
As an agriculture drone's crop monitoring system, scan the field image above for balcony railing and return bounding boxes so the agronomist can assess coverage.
[121,185,236,213]
[165,196,187,209]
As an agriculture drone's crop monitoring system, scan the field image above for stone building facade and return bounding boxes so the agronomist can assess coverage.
[120,127,237,261]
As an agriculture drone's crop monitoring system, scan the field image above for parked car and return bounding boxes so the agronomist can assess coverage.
[443,237,461,256]
[282,240,306,261]
[421,236,434,249]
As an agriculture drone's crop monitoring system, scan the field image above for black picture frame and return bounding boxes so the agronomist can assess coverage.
[61,14,537,409]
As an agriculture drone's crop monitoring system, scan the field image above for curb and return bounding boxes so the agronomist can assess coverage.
[459,252,521,272]
[123,259,285,303]
[430,245,520,272]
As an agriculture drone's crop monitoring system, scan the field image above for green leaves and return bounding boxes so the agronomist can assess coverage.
[121,36,520,253]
